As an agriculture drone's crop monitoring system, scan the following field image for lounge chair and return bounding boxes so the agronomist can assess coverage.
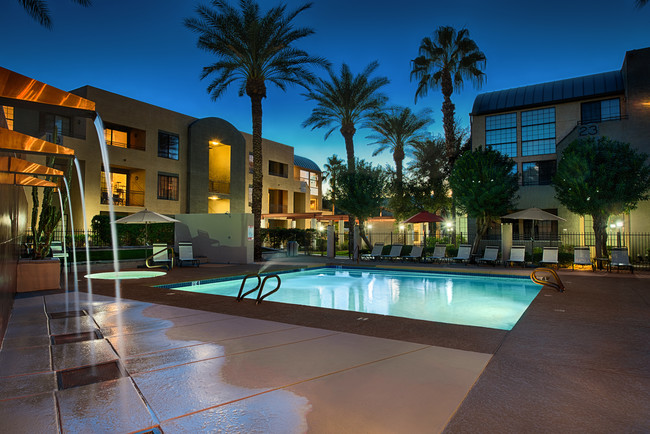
[507,246,526,267]
[477,246,499,266]
[50,240,68,259]
[573,246,593,270]
[428,244,447,263]
[452,244,471,264]
[149,243,173,270]
[381,244,403,261]
[362,242,384,260]
[610,247,633,273]
[402,245,423,262]
[540,247,559,269]
[178,241,200,267]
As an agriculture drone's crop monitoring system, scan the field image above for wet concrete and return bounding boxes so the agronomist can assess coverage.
[1,255,648,432]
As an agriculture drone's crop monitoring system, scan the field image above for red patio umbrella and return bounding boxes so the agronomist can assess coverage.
[403,211,444,224]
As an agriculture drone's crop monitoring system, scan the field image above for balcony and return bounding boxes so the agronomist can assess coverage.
[101,188,144,207]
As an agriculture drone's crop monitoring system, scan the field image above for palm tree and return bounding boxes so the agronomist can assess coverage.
[367,106,433,195]
[302,61,389,170]
[17,0,91,29]
[637,0,648,7]
[303,62,388,257]
[185,0,326,262]
[410,26,485,169]
[322,154,344,214]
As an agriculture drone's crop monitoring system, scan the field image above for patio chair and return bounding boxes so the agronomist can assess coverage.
[452,244,472,264]
[573,246,593,270]
[428,244,447,263]
[178,241,200,267]
[540,247,559,269]
[50,241,68,259]
[149,243,173,270]
[362,242,384,260]
[402,245,423,262]
[507,246,526,268]
[610,247,634,273]
[477,246,499,266]
[381,244,403,261]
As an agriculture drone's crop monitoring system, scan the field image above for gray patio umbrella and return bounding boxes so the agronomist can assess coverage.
[501,207,566,222]
[501,208,566,251]
[114,209,180,247]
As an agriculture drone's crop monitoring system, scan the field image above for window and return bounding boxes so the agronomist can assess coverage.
[522,160,556,186]
[485,113,517,157]
[157,173,179,200]
[310,172,318,196]
[268,160,288,178]
[521,108,555,156]
[248,185,253,206]
[2,106,14,130]
[43,113,71,138]
[104,126,128,148]
[581,98,620,123]
[158,131,179,160]
[249,153,254,174]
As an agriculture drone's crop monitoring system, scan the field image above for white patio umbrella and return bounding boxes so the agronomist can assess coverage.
[114,209,180,247]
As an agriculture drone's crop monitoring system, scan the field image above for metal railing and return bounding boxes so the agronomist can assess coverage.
[100,188,144,206]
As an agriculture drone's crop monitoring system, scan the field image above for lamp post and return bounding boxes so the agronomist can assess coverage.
[367,224,372,245]
[399,224,405,245]
[616,220,623,248]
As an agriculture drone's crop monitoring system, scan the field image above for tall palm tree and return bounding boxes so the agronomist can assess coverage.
[367,106,433,195]
[17,0,91,29]
[637,0,648,7]
[322,154,344,214]
[303,61,388,257]
[185,0,327,261]
[410,26,485,169]
[302,61,389,170]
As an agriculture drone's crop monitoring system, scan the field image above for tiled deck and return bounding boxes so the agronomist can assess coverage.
[1,256,649,432]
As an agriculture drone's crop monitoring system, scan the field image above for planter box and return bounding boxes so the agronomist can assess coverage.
[17,259,61,292]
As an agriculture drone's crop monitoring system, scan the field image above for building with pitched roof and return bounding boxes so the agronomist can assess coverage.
[470,47,650,238]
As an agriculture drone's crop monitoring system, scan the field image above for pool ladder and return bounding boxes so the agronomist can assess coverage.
[237,273,281,304]
[530,267,565,292]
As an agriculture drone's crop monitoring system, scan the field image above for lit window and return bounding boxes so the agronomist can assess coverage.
[485,113,517,157]
[105,127,128,148]
[581,98,620,123]
[249,153,254,174]
[158,131,179,160]
[522,107,555,156]
[157,173,179,200]
[2,106,14,130]
[248,185,253,206]
[310,172,318,196]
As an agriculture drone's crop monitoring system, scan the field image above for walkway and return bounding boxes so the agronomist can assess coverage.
[0,256,648,432]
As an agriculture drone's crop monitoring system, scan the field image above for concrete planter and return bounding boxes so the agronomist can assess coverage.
[17,259,61,292]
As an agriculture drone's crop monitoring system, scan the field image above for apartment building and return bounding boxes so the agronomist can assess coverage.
[470,47,650,237]
[6,85,322,229]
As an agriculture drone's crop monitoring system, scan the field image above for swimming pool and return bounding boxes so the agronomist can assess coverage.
[161,267,540,330]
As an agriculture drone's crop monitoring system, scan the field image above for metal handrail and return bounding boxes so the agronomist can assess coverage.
[256,274,281,304]
[145,246,174,271]
[237,274,261,301]
[530,267,565,292]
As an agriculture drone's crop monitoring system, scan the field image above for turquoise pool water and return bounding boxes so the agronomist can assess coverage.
[163,267,540,330]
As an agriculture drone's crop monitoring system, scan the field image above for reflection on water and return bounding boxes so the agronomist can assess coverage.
[172,268,541,330]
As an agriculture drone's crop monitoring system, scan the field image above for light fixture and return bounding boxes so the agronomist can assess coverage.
[616,221,623,228]
[399,225,405,231]
[367,224,372,230]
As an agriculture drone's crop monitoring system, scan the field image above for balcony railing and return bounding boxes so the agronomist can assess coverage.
[101,188,144,206]
[209,180,230,194]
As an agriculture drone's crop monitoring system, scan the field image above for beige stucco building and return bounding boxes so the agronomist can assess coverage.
[5,85,323,231]
[470,47,650,238]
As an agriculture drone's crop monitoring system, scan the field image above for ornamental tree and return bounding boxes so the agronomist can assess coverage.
[331,159,387,250]
[449,147,519,253]
[553,137,650,258]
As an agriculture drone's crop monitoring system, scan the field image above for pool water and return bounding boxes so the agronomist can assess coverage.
[163,267,540,330]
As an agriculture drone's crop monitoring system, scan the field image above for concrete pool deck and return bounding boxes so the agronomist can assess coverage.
[1,256,648,432]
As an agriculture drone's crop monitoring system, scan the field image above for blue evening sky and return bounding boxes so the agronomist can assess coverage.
[2,0,648,172]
